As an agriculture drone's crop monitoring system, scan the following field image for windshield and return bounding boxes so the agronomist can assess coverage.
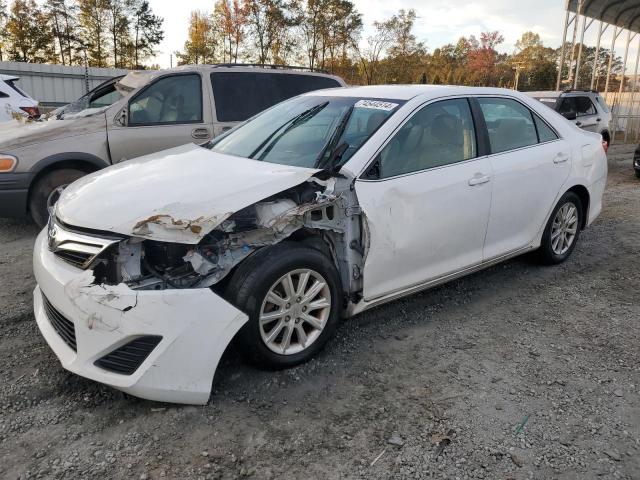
[207,95,403,170]
[58,75,136,119]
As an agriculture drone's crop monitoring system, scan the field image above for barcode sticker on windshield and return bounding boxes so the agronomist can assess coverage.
[354,100,399,111]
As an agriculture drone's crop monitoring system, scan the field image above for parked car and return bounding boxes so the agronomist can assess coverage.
[0,64,345,227]
[634,144,640,178]
[0,74,40,122]
[525,90,612,150]
[33,85,608,404]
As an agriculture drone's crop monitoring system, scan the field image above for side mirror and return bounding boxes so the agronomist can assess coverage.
[561,111,577,121]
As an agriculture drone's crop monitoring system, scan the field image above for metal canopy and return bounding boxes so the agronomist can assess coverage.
[568,0,640,33]
[559,0,640,143]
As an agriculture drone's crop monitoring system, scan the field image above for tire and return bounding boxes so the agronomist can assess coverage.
[635,170,640,179]
[537,192,583,265]
[225,243,342,369]
[29,169,86,228]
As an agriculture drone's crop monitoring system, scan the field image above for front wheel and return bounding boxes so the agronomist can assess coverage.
[225,243,342,369]
[537,192,583,265]
[28,169,86,228]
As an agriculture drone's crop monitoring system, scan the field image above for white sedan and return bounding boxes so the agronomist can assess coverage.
[33,85,607,404]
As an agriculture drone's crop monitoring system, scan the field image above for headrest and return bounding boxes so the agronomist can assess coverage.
[431,114,463,146]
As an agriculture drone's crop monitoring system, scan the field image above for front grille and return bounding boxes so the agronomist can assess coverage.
[94,336,162,375]
[42,295,77,352]
[54,250,93,269]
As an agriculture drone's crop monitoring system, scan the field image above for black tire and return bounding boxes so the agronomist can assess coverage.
[537,192,583,265]
[225,243,342,369]
[635,170,640,179]
[29,169,86,228]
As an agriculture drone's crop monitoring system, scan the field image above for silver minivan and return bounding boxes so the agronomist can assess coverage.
[0,64,345,226]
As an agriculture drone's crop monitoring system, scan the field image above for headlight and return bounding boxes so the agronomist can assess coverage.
[0,154,17,172]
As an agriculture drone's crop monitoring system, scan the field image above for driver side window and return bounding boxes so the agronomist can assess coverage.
[129,74,203,126]
[376,98,477,179]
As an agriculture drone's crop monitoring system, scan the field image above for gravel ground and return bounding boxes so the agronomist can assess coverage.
[0,145,639,480]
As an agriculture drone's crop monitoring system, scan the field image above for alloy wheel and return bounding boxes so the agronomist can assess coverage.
[259,269,331,355]
[551,202,579,255]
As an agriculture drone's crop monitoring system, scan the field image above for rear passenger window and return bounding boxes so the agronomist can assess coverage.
[377,98,476,179]
[478,98,538,153]
[129,74,202,126]
[211,72,341,122]
[534,115,558,143]
[575,96,596,116]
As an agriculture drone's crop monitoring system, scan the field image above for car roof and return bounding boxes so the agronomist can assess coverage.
[526,90,600,98]
[303,84,533,101]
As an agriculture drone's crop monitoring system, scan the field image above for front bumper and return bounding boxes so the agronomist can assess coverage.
[32,230,248,404]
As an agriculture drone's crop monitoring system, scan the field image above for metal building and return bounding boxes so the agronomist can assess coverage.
[0,61,131,109]
[558,0,640,142]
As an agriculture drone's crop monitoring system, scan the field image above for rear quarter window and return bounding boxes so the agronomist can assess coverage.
[211,72,342,122]
[5,80,28,98]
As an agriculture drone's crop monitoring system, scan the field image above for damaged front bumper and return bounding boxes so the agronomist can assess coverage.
[32,230,248,405]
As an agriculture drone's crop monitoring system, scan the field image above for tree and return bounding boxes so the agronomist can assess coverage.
[510,31,556,90]
[0,0,8,61]
[213,0,248,63]
[131,0,163,69]
[382,9,426,83]
[45,0,81,65]
[355,14,395,84]
[243,0,289,64]
[466,31,507,86]
[107,0,131,68]
[78,0,111,67]
[5,0,54,62]
[176,10,217,65]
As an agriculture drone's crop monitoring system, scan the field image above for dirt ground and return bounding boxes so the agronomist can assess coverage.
[0,145,638,480]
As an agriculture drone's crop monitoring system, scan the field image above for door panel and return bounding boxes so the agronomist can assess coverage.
[107,73,212,162]
[357,157,493,301]
[483,141,571,259]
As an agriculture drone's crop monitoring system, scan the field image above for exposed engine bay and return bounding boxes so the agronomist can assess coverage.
[84,175,366,303]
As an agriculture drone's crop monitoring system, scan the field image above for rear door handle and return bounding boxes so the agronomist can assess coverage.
[576,121,582,126]
[191,128,211,140]
[554,153,570,164]
[468,174,490,186]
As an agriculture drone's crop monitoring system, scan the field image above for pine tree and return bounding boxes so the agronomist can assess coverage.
[131,0,163,69]
[78,0,110,67]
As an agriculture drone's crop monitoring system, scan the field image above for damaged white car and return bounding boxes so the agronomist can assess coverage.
[33,85,608,404]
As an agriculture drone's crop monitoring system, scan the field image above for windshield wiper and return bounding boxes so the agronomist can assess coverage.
[249,102,329,161]
[315,104,354,170]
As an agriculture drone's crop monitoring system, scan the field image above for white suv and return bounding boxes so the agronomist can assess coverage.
[0,74,40,122]
[526,90,612,149]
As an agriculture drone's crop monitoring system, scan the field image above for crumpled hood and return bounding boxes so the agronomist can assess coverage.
[0,114,105,151]
[56,144,320,244]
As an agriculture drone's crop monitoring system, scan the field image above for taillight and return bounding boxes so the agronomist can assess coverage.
[602,140,609,154]
[19,106,40,119]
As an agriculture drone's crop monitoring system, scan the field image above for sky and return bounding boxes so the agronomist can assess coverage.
[150,0,640,70]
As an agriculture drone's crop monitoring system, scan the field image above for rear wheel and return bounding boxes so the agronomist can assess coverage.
[29,169,86,228]
[537,192,583,265]
[225,243,341,369]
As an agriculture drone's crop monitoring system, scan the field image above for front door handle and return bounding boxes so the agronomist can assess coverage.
[468,174,490,186]
[554,153,570,164]
[191,128,211,140]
